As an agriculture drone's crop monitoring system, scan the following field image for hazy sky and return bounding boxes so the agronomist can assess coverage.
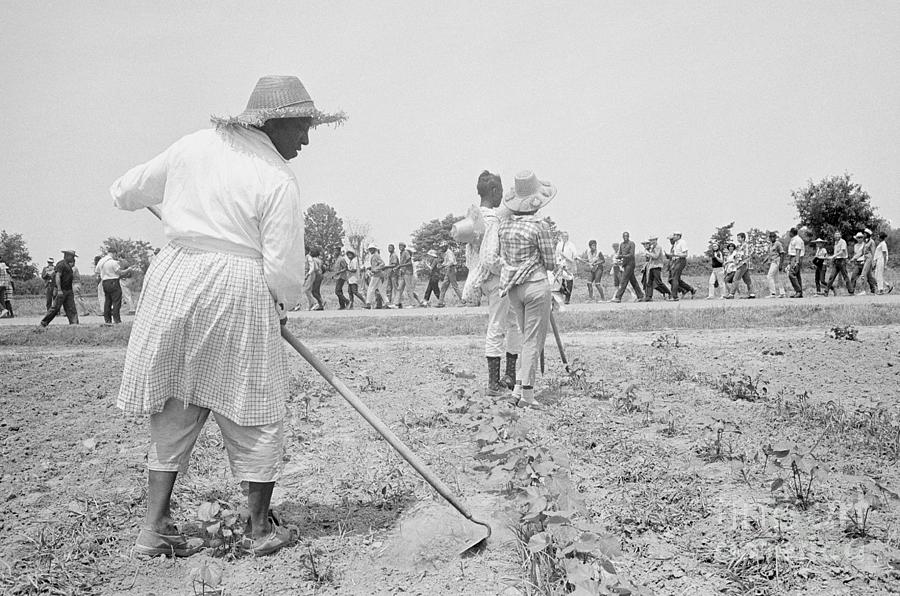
[3,1,899,265]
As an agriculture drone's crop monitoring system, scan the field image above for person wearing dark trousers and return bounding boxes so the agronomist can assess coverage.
[0,261,13,318]
[41,258,56,310]
[345,250,366,308]
[812,237,827,295]
[848,232,869,295]
[668,231,695,300]
[40,250,80,327]
[423,250,442,306]
[332,248,349,309]
[641,237,671,301]
[95,248,131,324]
[786,227,805,297]
[824,230,852,296]
[611,232,644,303]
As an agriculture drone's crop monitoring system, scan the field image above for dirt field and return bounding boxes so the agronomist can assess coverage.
[1,311,899,594]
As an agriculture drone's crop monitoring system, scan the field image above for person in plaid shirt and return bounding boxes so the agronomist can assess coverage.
[498,171,557,408]
[0,260,13,318]
[726,232,756,298]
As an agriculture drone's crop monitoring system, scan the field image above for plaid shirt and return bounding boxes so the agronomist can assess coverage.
[498,215,556,294]
[0,263,10,288]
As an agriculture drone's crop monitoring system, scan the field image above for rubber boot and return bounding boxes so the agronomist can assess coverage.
[486,357,503,396]
[500,353,518,389]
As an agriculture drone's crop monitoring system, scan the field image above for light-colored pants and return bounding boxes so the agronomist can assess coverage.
[875,258,887,292]
[149,398,284,483]
[766,262,784,296]
[708,267,725,298]
[393,272,417,306]
[483,275,522,357]
[507,279,551,388]
[366,276,384,305]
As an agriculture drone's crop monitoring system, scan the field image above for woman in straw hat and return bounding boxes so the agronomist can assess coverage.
[110,75,344,558]
[498,171,558,408]
[811,236,827,295]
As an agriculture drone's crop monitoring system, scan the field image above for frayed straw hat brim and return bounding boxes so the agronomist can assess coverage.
[210,106,347,128]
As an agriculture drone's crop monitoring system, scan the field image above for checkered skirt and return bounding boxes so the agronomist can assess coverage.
[117,243,288,426]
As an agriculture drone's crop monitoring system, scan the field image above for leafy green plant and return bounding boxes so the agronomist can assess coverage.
[828,325,858,341]
[195,501,245,557]
[767,443,823,509]
[189,560,224,595]
[845,480,900,538]
[713,372,767,402]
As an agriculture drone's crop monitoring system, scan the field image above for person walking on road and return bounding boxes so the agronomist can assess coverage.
[498,171,557,408]
[849,232,872,296]
[423,249,442,306]
[333,248,350,309]
[765,231,786,298]
[554,231,577,304]
[727,232,755,299]
[641,236,670,301]
[812,237,827,295]
[786,227,806,298]
[824,230,853,296]
[385,244,400,304]
[95,248,132,324]
[0,260,13,318]
[346,249,366,309]
[109,74,344,558]
[874,231,893,295]
[462,170,523,396]
[393,242,423,308]
[365,244,387,309]
[40,250,80,327]
[707,242,726,299]
[438,243,463,306]
[668,231,695,301]
[611,232,644,303]
[577,240,605,302]
[41,258,56,310]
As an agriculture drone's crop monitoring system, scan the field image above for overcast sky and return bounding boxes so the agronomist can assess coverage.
[2,1,899,265]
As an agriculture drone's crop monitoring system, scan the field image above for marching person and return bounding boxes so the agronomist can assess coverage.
[345,249,366,309]
[554,231,577,304]
[438,242,463,306]
[40,250,81,326]
[577,240,605,302]
[668,231,695,300]
[641,237,670,301]
[812,237,827,295]
[498,171,557,408]
[95,247,133,324]
[849,232,870,295]
[786,227,805,298]
[707,241,726,299]
[109,74,344,558]
[765,231,786,298]
[727,232,755,299]
[423,249,442,306]
[0,260,13,318]
[723,242,738,296]
[385,244,400,304]
[462,170,522,396]
[874,231,893,294]
[365,244,386,309]
[333,248,350,309]
[860,229,878,295]
[824,230,853,296]
[392,242,422,308]
[611,232,644,303]
[41,257,56,311]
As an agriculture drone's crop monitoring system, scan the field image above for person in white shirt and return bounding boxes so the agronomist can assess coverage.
[109,75,344,558]
[824,230,852,296]
[786,227,806,298]
[874,231,893,294]
[554,231,577,304]
[460,170,522,396]
[345,249,366,308]
[95,248,132,324]
[438,243,463,306]
[668,232,695,300]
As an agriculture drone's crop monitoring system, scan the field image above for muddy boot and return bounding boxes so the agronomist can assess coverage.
[500,352,518,389]
[486,357,503,396]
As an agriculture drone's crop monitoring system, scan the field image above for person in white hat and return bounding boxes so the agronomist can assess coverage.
[39,250,81,326]
[110,75,345,558]
[786,227,806,298]
[641,237,671,301]
[423,249,443,305]
[811,237,827,295]
[41,257,57,311]
[666,231,695,301]
[461,170,522,395]
[344,248,367,308]
[764,231,787,298]
[437,242,463,307]
[498,171,557,407]
[849,231,872,295]
[332,247,350,310]
[391,242,423,308]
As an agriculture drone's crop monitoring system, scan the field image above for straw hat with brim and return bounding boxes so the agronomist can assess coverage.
[367,243,378,250]
[813,238,826,243]
[854,232,864,239]
[647,237,658,243]
[503,171,556,213]
[210,75,346,129]
[47,258,55,263]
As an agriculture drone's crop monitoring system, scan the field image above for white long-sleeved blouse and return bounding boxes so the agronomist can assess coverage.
[109,125,305,309]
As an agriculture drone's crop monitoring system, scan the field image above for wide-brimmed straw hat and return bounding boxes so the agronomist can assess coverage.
[210,76,346,128]
[864,228,873,235]
[813,237,826,243]
[503,171,556,213]
[854,232,864,238]
[367,243,378,250]
[647,236,658,243]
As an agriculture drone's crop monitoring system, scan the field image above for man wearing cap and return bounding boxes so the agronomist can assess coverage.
[498,171,557,408]
[461,170,522,395]
[849,232,872,295]
[765,231,787,298]
[641,237,670,301]
[824,230,852,296]
[438,243,463,306]
[39,250,80,326]
[667,232,695,301]
[0,260,13,318]
[611,232,644,303]
[786,227,806,298]
[423,249,443,306]
[41,258,56,311]
[110,75,345,558]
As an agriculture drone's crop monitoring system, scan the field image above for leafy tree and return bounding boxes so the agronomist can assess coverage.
[707,222,734,257]
[744,227,771,272]
[304,202,344,269]
[410,213,465,256]
[792,173,884,240]
[99,237,156,288]
[0,230,37,280]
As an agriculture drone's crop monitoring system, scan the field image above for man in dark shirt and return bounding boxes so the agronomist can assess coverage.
[40,250,80,326]
[611,232,645,303]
